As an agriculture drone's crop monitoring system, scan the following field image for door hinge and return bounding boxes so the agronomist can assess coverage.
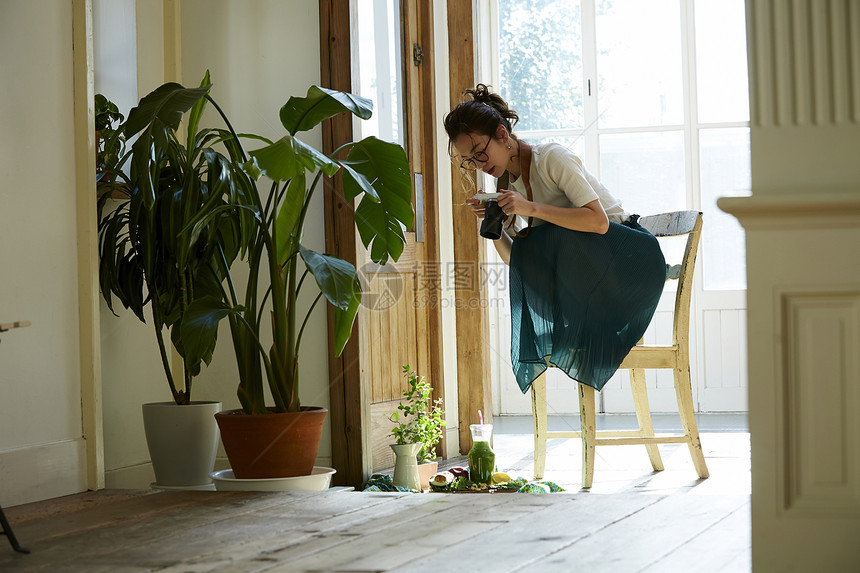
[413,43,423,67]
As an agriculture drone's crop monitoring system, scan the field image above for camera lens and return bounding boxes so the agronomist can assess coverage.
[480,199,505,240]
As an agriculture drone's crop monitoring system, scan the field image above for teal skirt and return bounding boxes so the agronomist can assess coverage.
[509,217,666,392]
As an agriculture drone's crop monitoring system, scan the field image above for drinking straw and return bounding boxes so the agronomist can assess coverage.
[478,410,484,425]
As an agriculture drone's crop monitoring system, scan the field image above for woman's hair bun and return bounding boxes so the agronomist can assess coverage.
[463,84,519,128]
[443,84,519,154]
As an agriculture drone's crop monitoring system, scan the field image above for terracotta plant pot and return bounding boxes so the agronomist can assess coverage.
[215,407,327,479]
[417,460,439,492]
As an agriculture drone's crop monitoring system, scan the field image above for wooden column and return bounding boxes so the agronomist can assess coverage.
[73,0,104,491]
[405,0,448,458]
[319,0,367,488]
[447,0,493,452]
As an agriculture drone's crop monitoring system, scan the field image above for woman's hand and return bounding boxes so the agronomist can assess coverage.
[496,189,533,218]
[464,196,486,219]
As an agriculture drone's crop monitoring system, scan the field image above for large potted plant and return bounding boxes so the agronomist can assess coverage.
[161,78,414,480]
[97,74,244,488]
[387,366,446,491]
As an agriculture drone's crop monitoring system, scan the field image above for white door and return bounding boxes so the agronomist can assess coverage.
[480,0,750,414]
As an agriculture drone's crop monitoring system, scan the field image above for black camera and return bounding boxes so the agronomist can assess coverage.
[480,199,505,240]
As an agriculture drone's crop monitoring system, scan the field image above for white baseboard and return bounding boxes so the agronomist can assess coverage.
[104,461,156,490]
[0,438,88,507]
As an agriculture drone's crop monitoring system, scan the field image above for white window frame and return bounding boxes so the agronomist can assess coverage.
[477,0,750,415]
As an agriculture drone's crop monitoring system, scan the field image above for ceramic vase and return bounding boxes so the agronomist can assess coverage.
[390,443,422,491]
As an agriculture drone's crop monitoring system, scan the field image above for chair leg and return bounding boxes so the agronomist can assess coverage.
[630,368,664,472]
[674,360,709,479]
[531,373,548,480]
[578,383,596,489]
[0,504,30,554]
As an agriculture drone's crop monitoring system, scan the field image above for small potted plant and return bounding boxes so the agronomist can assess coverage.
[94,93,128,198]
[387,366,446,491]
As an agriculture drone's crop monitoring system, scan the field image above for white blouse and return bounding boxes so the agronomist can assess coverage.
[506,142,629,234]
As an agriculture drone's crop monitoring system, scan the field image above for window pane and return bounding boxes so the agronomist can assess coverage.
[526,134,585,157]
[695,0,749,123]
[599,131,686,215]
[596,0,683,128]
[354,0,405,145]
[700,128,750,290]
[498,0,583,131]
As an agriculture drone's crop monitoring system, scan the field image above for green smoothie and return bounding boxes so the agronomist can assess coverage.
[468,440,496,485]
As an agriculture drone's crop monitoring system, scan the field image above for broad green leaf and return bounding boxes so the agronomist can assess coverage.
[344,137,412,222]
[280,85,372,135]
[242,159,262,180]
[337,160,379,202]
[298,245,359,310]
[276,173,306,266]
[186,71,211,149]
[249,135,339,182]
[343,137,412,264]
[353,193,407,265]
[124,82,212,137]
[333,279,361,357]
[180,296,239,367]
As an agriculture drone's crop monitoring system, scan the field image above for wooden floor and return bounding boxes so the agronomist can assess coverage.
[1,415,750,572]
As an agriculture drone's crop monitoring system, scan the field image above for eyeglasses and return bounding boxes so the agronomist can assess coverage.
[459,138,491,170]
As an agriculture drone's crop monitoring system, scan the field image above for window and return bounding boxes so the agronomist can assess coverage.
[353,0,405,146]
[486,0,750,290]
[480,0,751,414]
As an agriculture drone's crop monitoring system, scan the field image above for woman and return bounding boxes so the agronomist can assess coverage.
[444,84,666,393]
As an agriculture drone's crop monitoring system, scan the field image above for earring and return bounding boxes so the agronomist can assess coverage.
[506,143,511,150]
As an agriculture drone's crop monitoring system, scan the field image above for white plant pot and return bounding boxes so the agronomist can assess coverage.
[209,467,336,491]
[142,401,221,489]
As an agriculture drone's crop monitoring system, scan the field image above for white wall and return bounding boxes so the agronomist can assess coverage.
[0,0,88,506]
[179,0,332,465]
[94,0,190,488]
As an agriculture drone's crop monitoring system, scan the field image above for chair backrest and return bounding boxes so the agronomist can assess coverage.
[638,211,703,346]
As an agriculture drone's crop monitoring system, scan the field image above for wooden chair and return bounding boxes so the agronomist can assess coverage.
[531,211,709,488]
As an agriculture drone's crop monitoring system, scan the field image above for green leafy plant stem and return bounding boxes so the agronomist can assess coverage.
[152,302,182,403]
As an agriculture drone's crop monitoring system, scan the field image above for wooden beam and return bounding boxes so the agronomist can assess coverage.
[447,0,493,453]
[404,0,447,459]
[73,0,104,492]
[319,0,368,488]
[419,0,447,459]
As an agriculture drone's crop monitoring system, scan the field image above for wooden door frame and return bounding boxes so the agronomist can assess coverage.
[446,0,493,452]
[403,0,446,459]
[319,0,446,486]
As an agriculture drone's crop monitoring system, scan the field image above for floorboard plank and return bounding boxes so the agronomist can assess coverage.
[1,491,391,571]
[389,493,664,572]
[255,494,556,572]
[641,502,751,573]
[156,492,442,573]
[515,494,749,573]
